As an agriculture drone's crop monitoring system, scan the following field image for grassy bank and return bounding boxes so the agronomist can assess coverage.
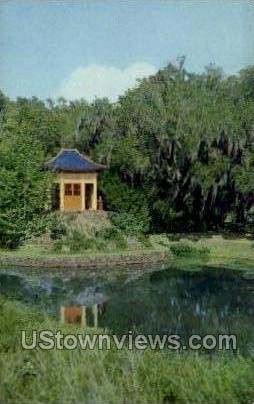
[0,234,253,271]
[151,234,254,271]
[0,299,253,403]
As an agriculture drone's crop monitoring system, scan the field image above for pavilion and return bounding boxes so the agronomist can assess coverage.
[46,149,105,212]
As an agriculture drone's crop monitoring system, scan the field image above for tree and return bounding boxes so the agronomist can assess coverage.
[0,103,53,246]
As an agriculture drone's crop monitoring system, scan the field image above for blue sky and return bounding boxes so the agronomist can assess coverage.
[0,0,253,101]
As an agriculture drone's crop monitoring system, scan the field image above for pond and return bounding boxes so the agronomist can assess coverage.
[0,265,254,354]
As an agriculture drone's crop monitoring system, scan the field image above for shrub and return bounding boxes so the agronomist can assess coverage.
[110,212,147,235]
[49,214,68,240]
[137,233,152,248]
[99,226,127,250]
[52,226,127,254]
[52,230,96,254]
[170,241,210,258]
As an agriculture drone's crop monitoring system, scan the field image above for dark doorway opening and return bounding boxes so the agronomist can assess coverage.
[85,184,94,209]
[52,183,60,210]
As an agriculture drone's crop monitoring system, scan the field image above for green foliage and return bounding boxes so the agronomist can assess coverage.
[170,241,210,258]
[52,226,127,254]
[1,299,254,403]
[110,212,148,235]
[48,214,68,240]
[101,172,150,232]
[98,226,127,250]
[52,230,101,253]
[1,61,254,246]
[136,233,152,248]
[0,125,53,247]
[152,202,184,232]
[233,150,254,193]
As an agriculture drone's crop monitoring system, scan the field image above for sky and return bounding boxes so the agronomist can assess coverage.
[0,0,253,102]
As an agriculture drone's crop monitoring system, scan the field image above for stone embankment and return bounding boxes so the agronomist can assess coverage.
[0,250,170,269]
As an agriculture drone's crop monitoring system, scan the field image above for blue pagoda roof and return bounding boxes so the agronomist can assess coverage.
[46,149,105,172]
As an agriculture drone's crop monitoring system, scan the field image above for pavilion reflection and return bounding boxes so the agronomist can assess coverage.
[60,302,107,327]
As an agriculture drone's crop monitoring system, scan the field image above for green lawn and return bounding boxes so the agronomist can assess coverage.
[150,234,254,271]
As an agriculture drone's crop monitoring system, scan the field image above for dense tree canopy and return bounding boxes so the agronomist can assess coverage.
[0,63,254,246]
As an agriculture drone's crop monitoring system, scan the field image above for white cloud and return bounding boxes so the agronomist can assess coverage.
[57,63,156,102]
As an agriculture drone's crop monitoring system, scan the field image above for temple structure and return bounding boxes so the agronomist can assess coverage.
[46,149,105,212]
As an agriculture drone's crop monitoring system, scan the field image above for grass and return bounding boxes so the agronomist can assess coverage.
[150,234,254,271]
[0,299,254,403]
[0,233,253,272]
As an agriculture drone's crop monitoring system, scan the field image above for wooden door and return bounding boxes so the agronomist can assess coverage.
[64,183,82,211]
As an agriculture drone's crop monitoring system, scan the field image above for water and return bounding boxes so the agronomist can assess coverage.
[0,265,254,353]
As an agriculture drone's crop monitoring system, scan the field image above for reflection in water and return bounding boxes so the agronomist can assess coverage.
[60,302,107,327]
[0,266,254,353]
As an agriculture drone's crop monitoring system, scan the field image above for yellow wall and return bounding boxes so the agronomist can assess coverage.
[56,172,98,212]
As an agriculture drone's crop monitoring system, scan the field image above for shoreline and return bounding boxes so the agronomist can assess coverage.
[0,250,170,269]
[0,235,253,271]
